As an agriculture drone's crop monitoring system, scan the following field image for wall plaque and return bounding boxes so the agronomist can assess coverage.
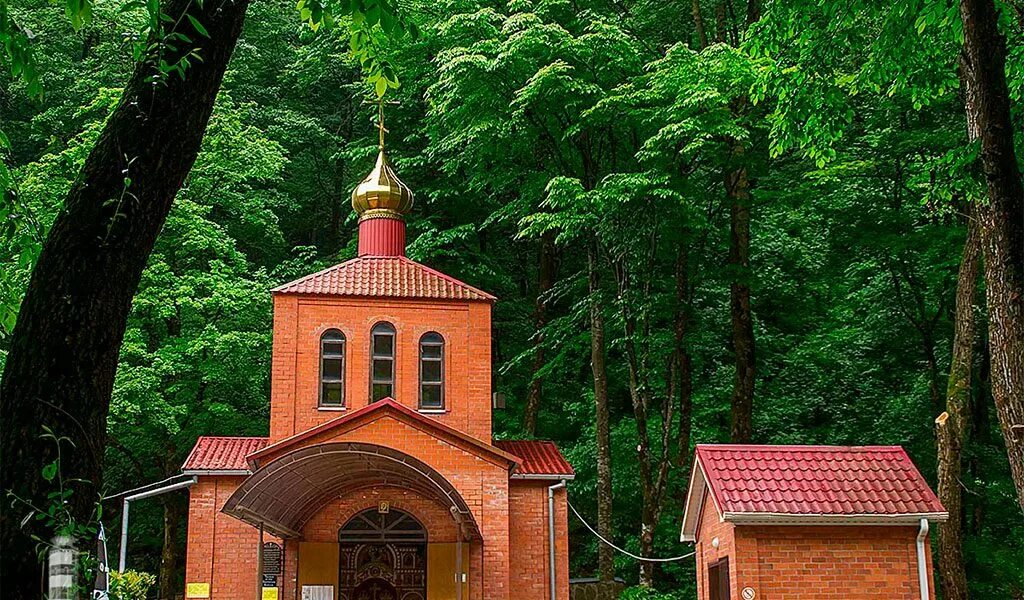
[262,542,283,587]
[186,583,210,599]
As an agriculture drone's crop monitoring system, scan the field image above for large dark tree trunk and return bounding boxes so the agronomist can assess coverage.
[727,143,755,443]
[587,244,615,583]
[0,0,250,595]
[524,232,558,436]
[935,217,980,600]
[958,0,1024,511]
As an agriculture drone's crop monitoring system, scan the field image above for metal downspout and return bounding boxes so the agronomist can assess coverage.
[916,518,930,600]
[117,477,198,572]
[548,480,567,600]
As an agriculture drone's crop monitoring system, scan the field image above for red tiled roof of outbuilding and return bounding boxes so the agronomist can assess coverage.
[272,256,495,301]
[181,436,268,472]
[697,444,945,516]
[495,440,575,479]
[681,444,947,541]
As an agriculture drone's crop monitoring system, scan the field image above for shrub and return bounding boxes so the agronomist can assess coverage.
[110,570,157,600]
[619,586,686,600]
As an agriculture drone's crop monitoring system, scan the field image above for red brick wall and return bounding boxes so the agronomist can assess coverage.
[185,476,279,600]
[301,486,460,542]
[269,295,492,443]
[693,494,938,600]
[694,492,736,600]
[742,525,934,600]
[508,480,569,600]
[242,413,509,600]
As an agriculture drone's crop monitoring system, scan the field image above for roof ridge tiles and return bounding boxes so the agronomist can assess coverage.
[271,255,496,301]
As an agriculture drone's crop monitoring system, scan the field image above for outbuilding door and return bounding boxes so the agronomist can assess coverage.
[708,558,730,600]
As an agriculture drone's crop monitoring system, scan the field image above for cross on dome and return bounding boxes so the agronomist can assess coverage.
[351,98,414,224]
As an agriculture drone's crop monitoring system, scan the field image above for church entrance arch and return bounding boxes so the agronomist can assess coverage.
[338,508,426,600]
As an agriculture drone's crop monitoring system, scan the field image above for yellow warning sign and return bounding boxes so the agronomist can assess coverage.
[186,583,210,599]
[262,587,279,600]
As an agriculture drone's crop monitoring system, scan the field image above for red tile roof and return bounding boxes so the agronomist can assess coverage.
[495,440,575,479]
[272,256,495,301]
[181,434,575,480]
[182,436,268,472]
[680,445,946,539]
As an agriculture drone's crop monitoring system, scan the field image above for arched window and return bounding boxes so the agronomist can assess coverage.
[370,322,396,401]
[320,330,346,408]
[419,332,444,410]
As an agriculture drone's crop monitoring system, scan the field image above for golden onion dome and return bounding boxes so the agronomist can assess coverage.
[351,149,414,220]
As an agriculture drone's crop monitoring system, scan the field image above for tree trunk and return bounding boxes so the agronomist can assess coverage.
[672,242,695,479]
[727,141,755,443]
[158,497,186,600]
[638,503,657,588]
[692,0,708,49]
[0,0,250,595]
[524,232,558,436]
[714,0,728,44]
[588,244,615,583]
[935,217,980,600]
[616,262,674,588]
[959,0,1024,511]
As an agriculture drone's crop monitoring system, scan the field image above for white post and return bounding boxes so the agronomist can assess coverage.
[48,535,76,600]
[118,499,130,573]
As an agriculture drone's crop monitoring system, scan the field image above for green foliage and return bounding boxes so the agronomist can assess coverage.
[6,427,101,568]
[110,570,157,600]
[620,587,686,600]
[2,0,1022,596]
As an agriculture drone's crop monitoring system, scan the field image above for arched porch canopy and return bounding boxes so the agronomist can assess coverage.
[222,441,480,540]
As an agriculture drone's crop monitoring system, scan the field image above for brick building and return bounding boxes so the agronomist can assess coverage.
[181,143,574,600]
[680,445,947,600]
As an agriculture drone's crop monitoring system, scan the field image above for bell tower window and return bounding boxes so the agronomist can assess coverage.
[371,322,396,401]
[419,332,445,411]
[320,330,346,408]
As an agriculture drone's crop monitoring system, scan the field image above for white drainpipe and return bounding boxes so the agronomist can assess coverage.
[548,480,567,600]
[118,477,198,572]
[915,518,930,600]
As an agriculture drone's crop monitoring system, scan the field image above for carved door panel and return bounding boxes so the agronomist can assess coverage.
[339,509,427,600]
[353,580,397,600]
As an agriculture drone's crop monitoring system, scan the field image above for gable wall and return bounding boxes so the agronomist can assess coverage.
[261,413,511,600]
[694,492,736,600]
[269,295,492,443]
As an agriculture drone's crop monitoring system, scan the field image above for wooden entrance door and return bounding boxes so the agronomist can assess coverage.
[708,558,730,600]
[353,579,398,600]
[338,509,426,600]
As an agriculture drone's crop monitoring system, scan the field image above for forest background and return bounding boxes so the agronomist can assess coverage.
[2,0,1023,597]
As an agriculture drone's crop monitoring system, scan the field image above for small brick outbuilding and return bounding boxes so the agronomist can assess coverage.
[680,445,947,600]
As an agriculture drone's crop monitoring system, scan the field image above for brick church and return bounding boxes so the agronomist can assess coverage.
[181,139,574,600]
